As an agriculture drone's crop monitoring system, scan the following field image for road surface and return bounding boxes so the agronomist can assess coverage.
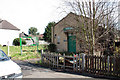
[13,60,109,79]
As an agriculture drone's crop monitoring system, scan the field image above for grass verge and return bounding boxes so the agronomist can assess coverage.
[0,45,46,60]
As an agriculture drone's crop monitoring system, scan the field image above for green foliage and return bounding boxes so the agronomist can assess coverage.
[36,32,40,35]
[48,43,56,52]
[28,27,38,35]
[114,47,120,55]
[13,38,26,46]
[43,22,56,42]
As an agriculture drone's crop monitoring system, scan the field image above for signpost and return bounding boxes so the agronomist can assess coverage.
[20,36,39,55]
[20,37,22,55]
[7,41,9,56]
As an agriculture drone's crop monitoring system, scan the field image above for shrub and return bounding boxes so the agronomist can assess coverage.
[13,38,26,46]
[0,44,2,46]
[48,43,56,52]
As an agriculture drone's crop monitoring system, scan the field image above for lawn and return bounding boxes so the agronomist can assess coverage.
[0,45,47,60]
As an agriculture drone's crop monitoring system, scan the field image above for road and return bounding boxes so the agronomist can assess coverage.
[13,60,109,79]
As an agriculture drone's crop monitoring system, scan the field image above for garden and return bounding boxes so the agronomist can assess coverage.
[0,45,47,60]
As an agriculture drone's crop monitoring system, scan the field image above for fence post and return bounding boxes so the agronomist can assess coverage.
[57,54,59,68]
[53,53,54,68]
[113,56,116,76]
[47,54,50,67]
[76,54,78,71]
[50,53,52,68]
[73,54,75,71]
[63,54,65,70]
[41,49,43,63]
[79,54,81,71]
[107,56,110,72]
[82,53,85,71]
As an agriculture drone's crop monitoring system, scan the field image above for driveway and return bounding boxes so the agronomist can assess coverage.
[13,60,109,79]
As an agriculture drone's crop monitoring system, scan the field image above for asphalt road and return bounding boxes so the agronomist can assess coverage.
[13,60,110,79]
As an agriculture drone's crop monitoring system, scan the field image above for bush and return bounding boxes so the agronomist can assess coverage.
[0,44,2,46]
[13,38,26,46]
[48,43,56,52]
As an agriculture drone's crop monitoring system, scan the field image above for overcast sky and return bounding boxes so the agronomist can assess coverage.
[0,0,119,46]
[0,0,65,34]
[0,0,119,34]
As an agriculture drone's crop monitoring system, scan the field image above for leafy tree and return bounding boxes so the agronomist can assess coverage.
[43,22,56,42]
[36,32,40,35]
[28,27,38,35]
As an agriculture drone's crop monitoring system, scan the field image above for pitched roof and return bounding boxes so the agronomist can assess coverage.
[54,12,76,27]
[54,12,90,27]
[0,20,20,31]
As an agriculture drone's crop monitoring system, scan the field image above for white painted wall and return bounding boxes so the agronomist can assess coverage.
[0,29,20,46]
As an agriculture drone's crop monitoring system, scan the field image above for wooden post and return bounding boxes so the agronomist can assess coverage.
[63,54,65,70]
[73,54,75,71]
[102,56,104,74]
[57,54,59,68]
[50,53,51,68]
[113,56,116,76]
[82,53,85,71]
[97,56,99,73]
[48,53,50,67]
[76,54,78,71]
[55,54,57,68]
[99,56,102,74]
[7,41,9,56]
[41,49,43,63]
[53,54,54,68]
[79,54,81,71]
[95,55,97,74]
[107,56,110,72]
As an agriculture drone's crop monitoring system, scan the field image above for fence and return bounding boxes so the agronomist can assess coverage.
[41,51,120,77]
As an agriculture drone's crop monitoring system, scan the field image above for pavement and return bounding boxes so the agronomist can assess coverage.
[13,60,111,79]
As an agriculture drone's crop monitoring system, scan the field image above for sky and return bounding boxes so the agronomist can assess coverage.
[0,0,119,46]
[0,0,65,34]
[0,0,68,45]
[0,0,119,34]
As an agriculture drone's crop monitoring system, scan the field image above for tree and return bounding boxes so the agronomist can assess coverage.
[28,27,38,35]
[43,22,56,42]
[62,0,119,55]
[36,32,40,35]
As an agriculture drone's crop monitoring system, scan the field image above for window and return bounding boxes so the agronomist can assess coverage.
[54,34,57,38]
[0,50,9,61]
[57,36,60,44]
[55,34,57,36]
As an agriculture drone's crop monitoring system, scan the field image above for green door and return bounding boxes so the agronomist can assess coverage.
[68,34,76,53]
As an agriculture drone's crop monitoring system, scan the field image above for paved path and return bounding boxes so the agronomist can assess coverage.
[13,60,109,79]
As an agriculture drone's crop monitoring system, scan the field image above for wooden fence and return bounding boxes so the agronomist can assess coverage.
[41,51,120,77]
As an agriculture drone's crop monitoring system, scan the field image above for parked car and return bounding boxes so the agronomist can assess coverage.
[0,49,22,79]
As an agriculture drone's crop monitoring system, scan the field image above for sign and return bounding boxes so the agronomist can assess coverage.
[63,27,73,31]
[32,37,39,46]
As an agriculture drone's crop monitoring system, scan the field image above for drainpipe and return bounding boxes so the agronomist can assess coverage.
[52,26,55,43]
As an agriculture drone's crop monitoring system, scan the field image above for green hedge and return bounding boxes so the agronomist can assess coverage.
[13,38,26,46]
